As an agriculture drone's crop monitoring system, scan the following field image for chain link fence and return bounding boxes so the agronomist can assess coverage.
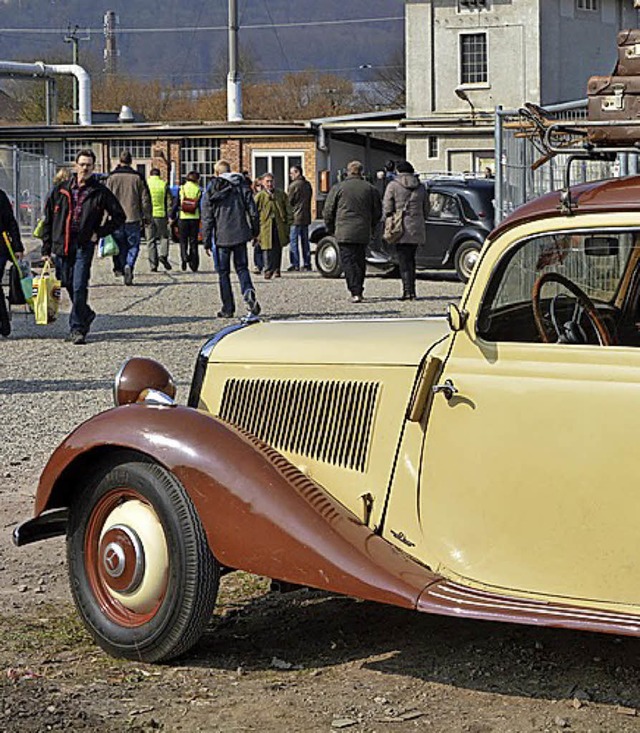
[0,145,57,238]
[494,100,637,223]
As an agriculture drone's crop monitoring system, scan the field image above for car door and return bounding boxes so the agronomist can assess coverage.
[421,192,463,267]
[418,228,640,608]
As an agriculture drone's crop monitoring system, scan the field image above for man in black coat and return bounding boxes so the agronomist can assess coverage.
[42,149,125,344]
[323,160,382,302]
[0,187,24,337]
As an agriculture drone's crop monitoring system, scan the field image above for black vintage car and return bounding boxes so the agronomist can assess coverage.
[312,177,495,282]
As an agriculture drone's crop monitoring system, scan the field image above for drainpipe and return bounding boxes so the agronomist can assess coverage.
[0,60,92,125]
[227,0,243,121]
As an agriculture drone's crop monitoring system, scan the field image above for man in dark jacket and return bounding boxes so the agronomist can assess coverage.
[106,150,152,285]
[201,159,261,319]
[323,160,382,302]
[42,149,125,344]
[287,165,313,271]
[0,187,24,337]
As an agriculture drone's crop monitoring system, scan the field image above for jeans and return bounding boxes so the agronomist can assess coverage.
[289,225,310,269]
[397,244,418,296]
[338,242,367,296]
[56,244,95,333]
[114,222,142,271]
[217,243,254,314]
[0,254,9,336]
[253,242,264,272]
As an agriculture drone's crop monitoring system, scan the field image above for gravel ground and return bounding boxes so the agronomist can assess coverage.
[3,248,640,732]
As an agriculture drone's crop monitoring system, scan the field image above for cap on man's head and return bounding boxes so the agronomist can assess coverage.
[395,160,415,174]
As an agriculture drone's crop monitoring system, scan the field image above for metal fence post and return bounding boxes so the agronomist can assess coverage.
[494,105,504,223]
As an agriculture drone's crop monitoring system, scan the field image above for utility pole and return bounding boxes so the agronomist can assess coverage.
[227,0,243,121]
[64,24,89,124]
[103,11,118,76]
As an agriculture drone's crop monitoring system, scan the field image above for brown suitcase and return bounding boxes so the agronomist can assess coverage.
[616,29,640,76]
[587,75,640,144]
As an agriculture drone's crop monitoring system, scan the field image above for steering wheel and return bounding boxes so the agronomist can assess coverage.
[532,272,612,346]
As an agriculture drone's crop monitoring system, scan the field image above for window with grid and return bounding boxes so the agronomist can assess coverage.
[427,136,439,159]
[63,140,94,164]
[109,139,152,160]
[576,0,598,10]
[17,141,44,156]
[180,138,221,189]
[460,33,488,85]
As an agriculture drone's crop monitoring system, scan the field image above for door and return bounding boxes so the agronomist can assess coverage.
[419,228,640,607]
[421,192,463,267]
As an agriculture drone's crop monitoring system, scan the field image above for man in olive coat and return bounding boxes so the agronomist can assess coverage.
[323,160,382,302]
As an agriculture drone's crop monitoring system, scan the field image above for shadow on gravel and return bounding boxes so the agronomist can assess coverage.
[1,377,112,394]
[188,588,640,709]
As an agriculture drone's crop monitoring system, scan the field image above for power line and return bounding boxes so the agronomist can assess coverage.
[0,16,404,35]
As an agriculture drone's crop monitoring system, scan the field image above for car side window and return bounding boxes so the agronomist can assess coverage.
[477,230,636,343]
[428,193,461,221]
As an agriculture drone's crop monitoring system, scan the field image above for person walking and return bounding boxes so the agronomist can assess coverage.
[42,149,125,344]
[323,160,382,303]
[171,170,202,272]
[382,160,429,301]
[251,177,264,274]
[106,150,152,286]
[201,159,261,319]
[287,165,313,271]
[146,168,173,272]
[254,173,292,279]
[0,187,24,337]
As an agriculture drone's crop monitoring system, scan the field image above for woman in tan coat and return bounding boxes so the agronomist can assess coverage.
[254,173,293,279]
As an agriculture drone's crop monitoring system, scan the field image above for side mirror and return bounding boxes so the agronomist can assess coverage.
[447,303,467,332]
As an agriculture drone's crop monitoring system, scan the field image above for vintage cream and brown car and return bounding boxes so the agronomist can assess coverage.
[13,175,640,662]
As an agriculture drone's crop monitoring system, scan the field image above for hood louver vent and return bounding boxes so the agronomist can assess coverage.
[219,378,380,473]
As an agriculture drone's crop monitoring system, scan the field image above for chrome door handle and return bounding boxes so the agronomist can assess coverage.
[432,379,458,401]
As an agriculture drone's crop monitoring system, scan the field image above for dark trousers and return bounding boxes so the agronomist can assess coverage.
[397,244,418,296]
[56,244,95,333]
[0,255,9,336]
[338,242,366,297]
[179,219,200,271]
[265,221,282,275]
[217,243,254,314]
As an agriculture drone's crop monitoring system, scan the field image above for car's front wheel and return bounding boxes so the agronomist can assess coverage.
[67,454,219,663]
[454,240,482,282]
[315,236,343,278]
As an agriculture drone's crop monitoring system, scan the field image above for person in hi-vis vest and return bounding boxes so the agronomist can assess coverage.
[170,170,202,272]
[146,168,173,272]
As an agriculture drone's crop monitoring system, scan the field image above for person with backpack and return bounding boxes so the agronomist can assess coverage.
[0,187,24,337]
[171,170,202,272]
[201,160,261,319]
[382,160,429,301]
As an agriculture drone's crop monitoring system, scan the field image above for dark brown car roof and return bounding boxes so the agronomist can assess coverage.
[492,176,640,240]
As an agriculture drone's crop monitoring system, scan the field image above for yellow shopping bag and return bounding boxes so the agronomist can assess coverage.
[32,260,61,325]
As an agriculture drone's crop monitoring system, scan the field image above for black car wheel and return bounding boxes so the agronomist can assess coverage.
[67,453,219,663]
[315,236,343,278]
[454,240,482,283]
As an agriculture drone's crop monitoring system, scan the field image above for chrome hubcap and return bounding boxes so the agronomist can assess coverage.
[100,524,145,595]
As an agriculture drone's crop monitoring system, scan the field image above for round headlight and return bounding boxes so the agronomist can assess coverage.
[113,358,176,406]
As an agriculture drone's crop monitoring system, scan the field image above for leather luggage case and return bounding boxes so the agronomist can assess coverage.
[587,75,640,144]
[616,29,640,76]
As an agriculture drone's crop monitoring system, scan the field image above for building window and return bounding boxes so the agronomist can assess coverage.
[458,0,489,11]
[180,138,221,189]
[17,141,45,156]
[460,32,488,85]
[252,151,304,191]
[63,140,94,164]
[109,139,152,160]
[576,0,598,10]
[427,136,439,159]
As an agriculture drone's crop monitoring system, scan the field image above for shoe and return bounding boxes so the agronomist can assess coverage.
[286,265,299,272]
[264,271,273,280]
[113,269,123,277]
[123,265,134,286]
[244,289,261,316]
[303,265,312,271]
[400,292,410,301]
[253,267,262,275]
[217,310,235,319]
[159,256,172,271]
[409,293,417,301]
[181,261,187,271]
[274,270,281,278]
[150,265,158,272]
[351,295,363,303]
[67,330,86,345]
[82,309,96,335]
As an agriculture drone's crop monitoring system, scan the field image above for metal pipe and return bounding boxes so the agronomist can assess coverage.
[227,0,243,122]
[494,105,503,223]
[0,60,91,125]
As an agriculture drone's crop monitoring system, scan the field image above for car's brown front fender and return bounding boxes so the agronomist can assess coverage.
[29,403,441,610]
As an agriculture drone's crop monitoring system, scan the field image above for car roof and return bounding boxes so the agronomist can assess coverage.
[426,178,494,195]
[492,176,640,239]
